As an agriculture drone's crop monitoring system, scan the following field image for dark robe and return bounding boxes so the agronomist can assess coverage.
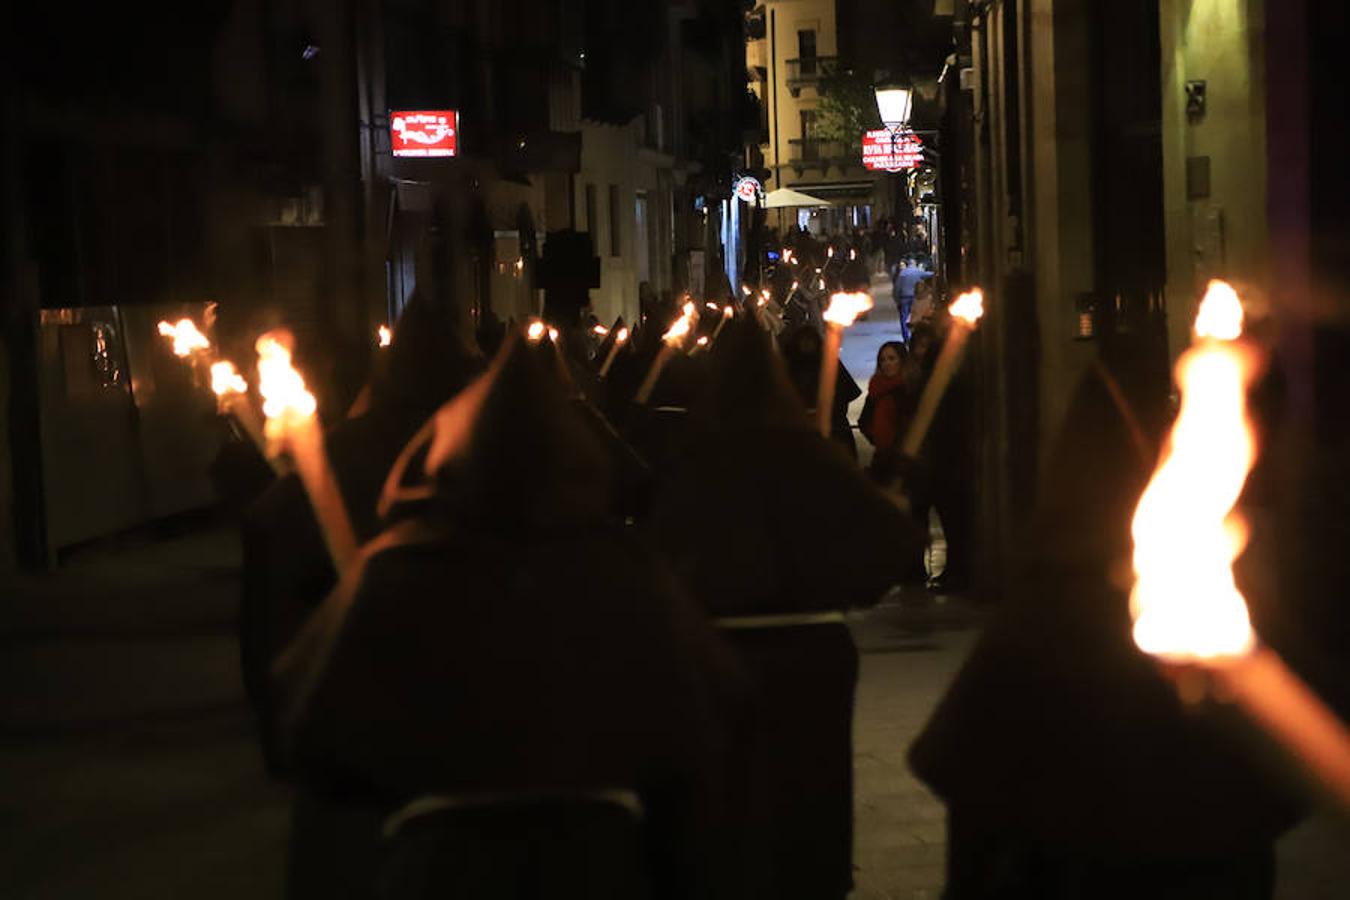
[276,338,744,900]
[909,368,1304,897]
[645,321,924,899]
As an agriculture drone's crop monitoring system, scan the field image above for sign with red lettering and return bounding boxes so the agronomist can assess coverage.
[390,110,460,158]
[862,129,924,172]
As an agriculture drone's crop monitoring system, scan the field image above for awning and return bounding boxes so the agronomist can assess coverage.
[761,187,831,208]
[783,180,879,201]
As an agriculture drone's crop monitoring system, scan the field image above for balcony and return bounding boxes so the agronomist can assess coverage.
[785,56,840,96]
[786,138,863,174]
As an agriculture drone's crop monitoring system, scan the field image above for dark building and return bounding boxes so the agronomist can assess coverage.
[0,0,752,568]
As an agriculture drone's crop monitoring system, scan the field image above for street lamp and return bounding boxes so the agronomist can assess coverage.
[874,85,913,129]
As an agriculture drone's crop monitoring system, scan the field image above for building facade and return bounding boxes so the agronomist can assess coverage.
[747,0,881,232]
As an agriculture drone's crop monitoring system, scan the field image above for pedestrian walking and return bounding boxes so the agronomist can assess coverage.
[892,259,936,344]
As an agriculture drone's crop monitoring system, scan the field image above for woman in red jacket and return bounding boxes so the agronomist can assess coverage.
[859,341,913,479]
[860,340,928,583]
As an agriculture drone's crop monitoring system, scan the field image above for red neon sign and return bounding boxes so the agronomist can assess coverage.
[391,110,459,158]
[862,129,923,172]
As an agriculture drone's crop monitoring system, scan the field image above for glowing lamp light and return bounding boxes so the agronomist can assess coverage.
[1130,280,1256,661]
[377,324,393,347]
[823,291,874,327]
[256,333,317,438]
[210,361,248,397]
[875,85,914,127]
[526,320,547,342]
[157,318,211,357]
[949,288,985,326]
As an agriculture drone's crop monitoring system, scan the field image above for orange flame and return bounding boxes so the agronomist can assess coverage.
[526,320,547,342]
[210,361,248,397]
[616,326,630,344]
[1194,279,1244,340]
[741,285,752,297]
[592,324,609,337]
[949,289,985,326]
[705,302,720,312]
[377,324,392,347]
[1130,280,1256,660]
[548,326,560,343]
[255,332,317,434]
[157,318,211,357]
[722,305,734,319]
[662,310,694,346]
[696,335,709,347]
[682,300,697,319]
[824,291,873,327]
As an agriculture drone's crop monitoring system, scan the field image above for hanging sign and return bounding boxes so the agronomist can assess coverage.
[390,110,460,158]
[734,176,762,202]
[862,129,924,172]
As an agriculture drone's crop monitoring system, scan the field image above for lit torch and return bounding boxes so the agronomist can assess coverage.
[598,326,630,379]
[816,291,874,437]
[526,320,547,343]
[157,318,211,358]
[377,324,392,348]
[635,308,694,405]
[256,330,357,578]
[1129,280,1350,809]
[901,289,985,456]
[209,360,278,471]
[712,305,735,341]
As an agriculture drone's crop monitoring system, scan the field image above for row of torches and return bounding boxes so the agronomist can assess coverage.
[158,279,1350,809]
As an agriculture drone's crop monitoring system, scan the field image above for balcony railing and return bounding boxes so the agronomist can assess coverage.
[786,138,863,173]
[784,56,841,95]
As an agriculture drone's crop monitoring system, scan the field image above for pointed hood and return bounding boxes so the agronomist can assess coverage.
[691,316,810,433]
[379,332,611,533]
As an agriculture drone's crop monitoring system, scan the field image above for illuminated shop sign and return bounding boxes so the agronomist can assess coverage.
[862,129,923,172]
[390,110,460,158]
[733,176,762,201]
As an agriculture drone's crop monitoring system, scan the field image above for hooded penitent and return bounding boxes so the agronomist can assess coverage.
[239,293,484,770]
[646,318,924,616]
[274,333,742,897]
[908,366,1303,860]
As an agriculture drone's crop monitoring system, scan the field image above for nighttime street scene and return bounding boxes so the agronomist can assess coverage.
[4,0,1350,898]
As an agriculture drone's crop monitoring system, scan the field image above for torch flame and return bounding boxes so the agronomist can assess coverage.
[157,318,211,357]
[722,305,734,319]
[705,302,720,312]
[662,310,694,346]
[696,335,709,347]
[949,289,985,326]
[823,291,873,327]
[548,326,560,343]
[592,324,609,337]
[1194,279,1244,340]
[682,300,697,319]
[210,361,248,397]
[616,326,630,344]
[526,320,547,342]
[255,333,317,428]
[377,324,392,347]
[1130,280,1256,660]
[741,285,752,297]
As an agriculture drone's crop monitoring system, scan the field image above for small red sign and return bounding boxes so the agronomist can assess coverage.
[391,110,459,158]
[862,129,923,172]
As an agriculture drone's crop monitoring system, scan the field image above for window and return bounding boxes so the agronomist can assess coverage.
[797,29,817,75]
[800,109,819,160]
[608,185,622,257]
